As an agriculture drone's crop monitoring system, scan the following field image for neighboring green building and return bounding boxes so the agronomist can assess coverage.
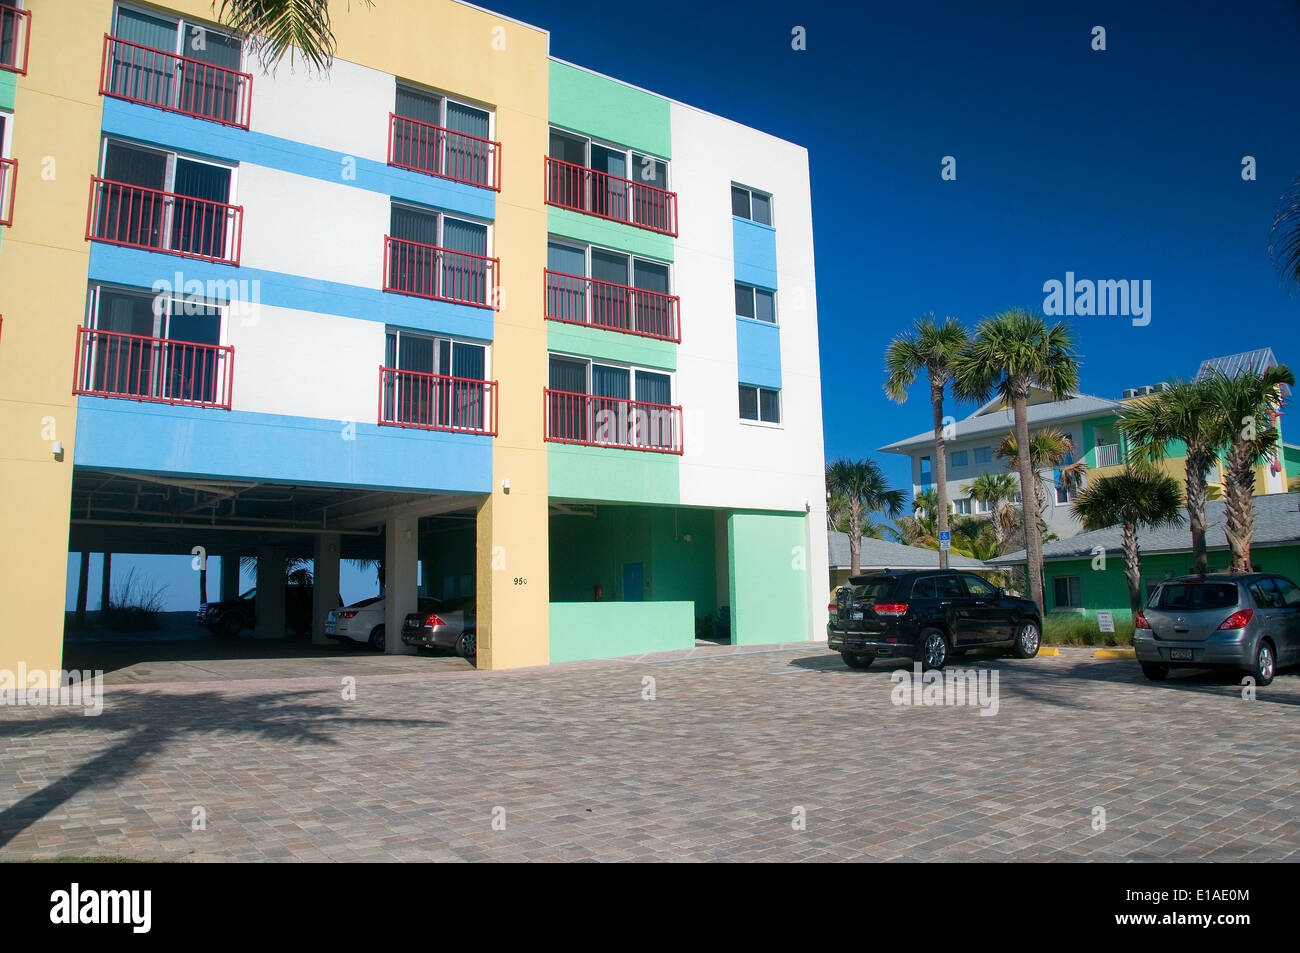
[991,492,1300,620]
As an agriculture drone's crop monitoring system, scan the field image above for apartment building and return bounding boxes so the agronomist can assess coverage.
[880,349,1290,542]
[0,0,828,675]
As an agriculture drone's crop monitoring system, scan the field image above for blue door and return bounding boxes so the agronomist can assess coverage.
[623,562,644,602]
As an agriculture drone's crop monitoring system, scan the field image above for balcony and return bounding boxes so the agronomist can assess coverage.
[544,157,678,237]
[0,157,15,227]
[0,5,30,75]
[1094,443,1122,468]
[383,235,499,310]
[99,34,253,129]
[544,270,680,343]
[378,367,497,436]
[544,388,683,454]
[87,177,244,265]
[388,113,500,191]
[73,326,233,410]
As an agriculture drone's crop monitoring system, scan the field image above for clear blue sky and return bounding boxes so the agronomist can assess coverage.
[67,0,1300,610]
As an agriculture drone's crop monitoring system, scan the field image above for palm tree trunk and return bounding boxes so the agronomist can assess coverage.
[931,382,950,570]
[848,501,862,576]
[1184,447,1211,575]
[199,565,208,606]
[75,552,91,627]
[1012,389,1045,615]
[1224,445,1256,572]
[1121,520,1142,616]
[100,553,112,614]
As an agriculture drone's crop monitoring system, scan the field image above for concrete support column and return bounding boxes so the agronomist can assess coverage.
[383,517,419,655]
[312,534,341,646]
[253,546,287,639]
[219,554,241,602]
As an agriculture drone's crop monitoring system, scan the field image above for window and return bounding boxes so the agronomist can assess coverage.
[1249,579,1283,609]
[974,446,992,464]
[934,575,964,599]
[1150,583,1238,611]
[949,449,969,468]
[91,138,238,263]
[547,355,678,451]
[739,384,780,424]
[962,574,998,598]
[382,328,488,431]
[952,497,972,515]
[105,5,248,126]
[731,184,772,225]
[544,238,676,339]
[0,110,11,227]
[547,127,674,234]
[735,282,776,324]
[391,83,495,188]
[386,202,491,306]
[80,284,227,406]
[911,577,936,599]
[1052,576,1082,609]
[919,456,932,488]
[1272,576,1300,608]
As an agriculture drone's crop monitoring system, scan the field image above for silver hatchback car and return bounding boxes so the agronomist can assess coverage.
[1134,573,1300,685]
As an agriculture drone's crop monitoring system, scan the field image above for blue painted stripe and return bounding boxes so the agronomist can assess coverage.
[732,217,778,289]
[736,317,782,389]
[101,98,495,222]
[89,243,495,342]
[74,397,492,494]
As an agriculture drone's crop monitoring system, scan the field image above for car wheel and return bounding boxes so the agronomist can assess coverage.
[916,628,948,670]
[1140,662,1169,681]
[840,650,874,669]
[219,613,243,638]
[1249,639,1276,687]
[456,631,477,660]
[368,625,386,652]
[1011,620,1041,658]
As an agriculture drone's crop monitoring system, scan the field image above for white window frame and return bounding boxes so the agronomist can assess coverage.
[114,2,244,69]
[731,182,773,226]
[548,352,675,405]
[1053,575,1083,610]
[390,200,494,258]
[548,125,671,192]
[386,326,491,380]
[734,280,777,325]
[547,236,673,291]
[88,282,227,343]
[394,81,497,147]
[739,383,782,427]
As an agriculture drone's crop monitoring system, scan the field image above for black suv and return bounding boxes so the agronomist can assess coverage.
[828,570,1041,670]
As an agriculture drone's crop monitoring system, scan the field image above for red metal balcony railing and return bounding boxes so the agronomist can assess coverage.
[544,388,683,454]
[544,156,678,237]
[0,157,16,227]
[378,367,497,436]
[74,326,233,410]
[99,34,253,129]
[544,269,680,343]
[388,113,501,191]
[383,235,499,310]
[0,6,31,75]
[87,177,244,265]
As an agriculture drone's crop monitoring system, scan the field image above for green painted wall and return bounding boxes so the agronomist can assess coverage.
[728,510,811,645]
[547,320,676,371]
[549,505,718,619]
[1284,444,1300,483]
[419,525,476,599]
[548,443,679,505]
[1043,544,1300,619]
[0,71,14,111]
[549,60,671,159]
[549,600,694,663]
[547,207,675,261]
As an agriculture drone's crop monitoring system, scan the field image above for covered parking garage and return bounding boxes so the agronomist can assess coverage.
[63,468,484,675]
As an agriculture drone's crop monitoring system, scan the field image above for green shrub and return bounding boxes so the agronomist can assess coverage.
[99,568,168,633]
[1042,612,1134,647]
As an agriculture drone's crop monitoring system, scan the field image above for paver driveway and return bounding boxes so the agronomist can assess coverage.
[1,645,1297,861]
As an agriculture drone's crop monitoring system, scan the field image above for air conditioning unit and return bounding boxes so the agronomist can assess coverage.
[1138,385,1155,396]
[1122,388,1138,399]
[1152,382,1170,393]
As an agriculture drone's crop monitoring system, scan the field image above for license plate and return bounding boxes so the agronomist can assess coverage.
[1170,648,1193,661]
[851,611,863,620]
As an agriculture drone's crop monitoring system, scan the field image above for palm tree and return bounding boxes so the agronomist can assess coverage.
[1116,380,1218,574]
[825,458,906,575]
[962,472,1020,551]
[1072,472,1184,616]
[953,310,1080,616]
[1201,365,1295,571]
[214,0,369,72]
[994,428,1086,532]
[884,315,970,569]
[1270,173,1300,291]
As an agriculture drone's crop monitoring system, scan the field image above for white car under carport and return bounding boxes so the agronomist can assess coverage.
[325,597,388,650]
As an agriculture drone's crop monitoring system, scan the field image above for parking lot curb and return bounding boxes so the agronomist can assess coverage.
[1093,648,1136,659]
[1036,647,1060,656]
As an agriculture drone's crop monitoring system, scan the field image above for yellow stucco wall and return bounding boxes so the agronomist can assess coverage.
[0,0,116,676]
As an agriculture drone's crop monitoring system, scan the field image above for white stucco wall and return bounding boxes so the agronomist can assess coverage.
[248,56,393,163]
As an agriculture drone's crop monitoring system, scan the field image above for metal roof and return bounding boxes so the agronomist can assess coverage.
[828,531,994,571]
[989,492,1300,565]
[1196,348,1290,398]
[878,394,1125,454]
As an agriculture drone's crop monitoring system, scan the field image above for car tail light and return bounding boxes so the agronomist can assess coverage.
[874,603,909,616]
[1217,609,1253,630]
[1134,611,1151,629]
[338,611,358,620]
[423,614,447,628]
[827,601,838,613]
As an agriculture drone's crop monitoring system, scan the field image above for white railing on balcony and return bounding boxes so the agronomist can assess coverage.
[1094,443,1122,468]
